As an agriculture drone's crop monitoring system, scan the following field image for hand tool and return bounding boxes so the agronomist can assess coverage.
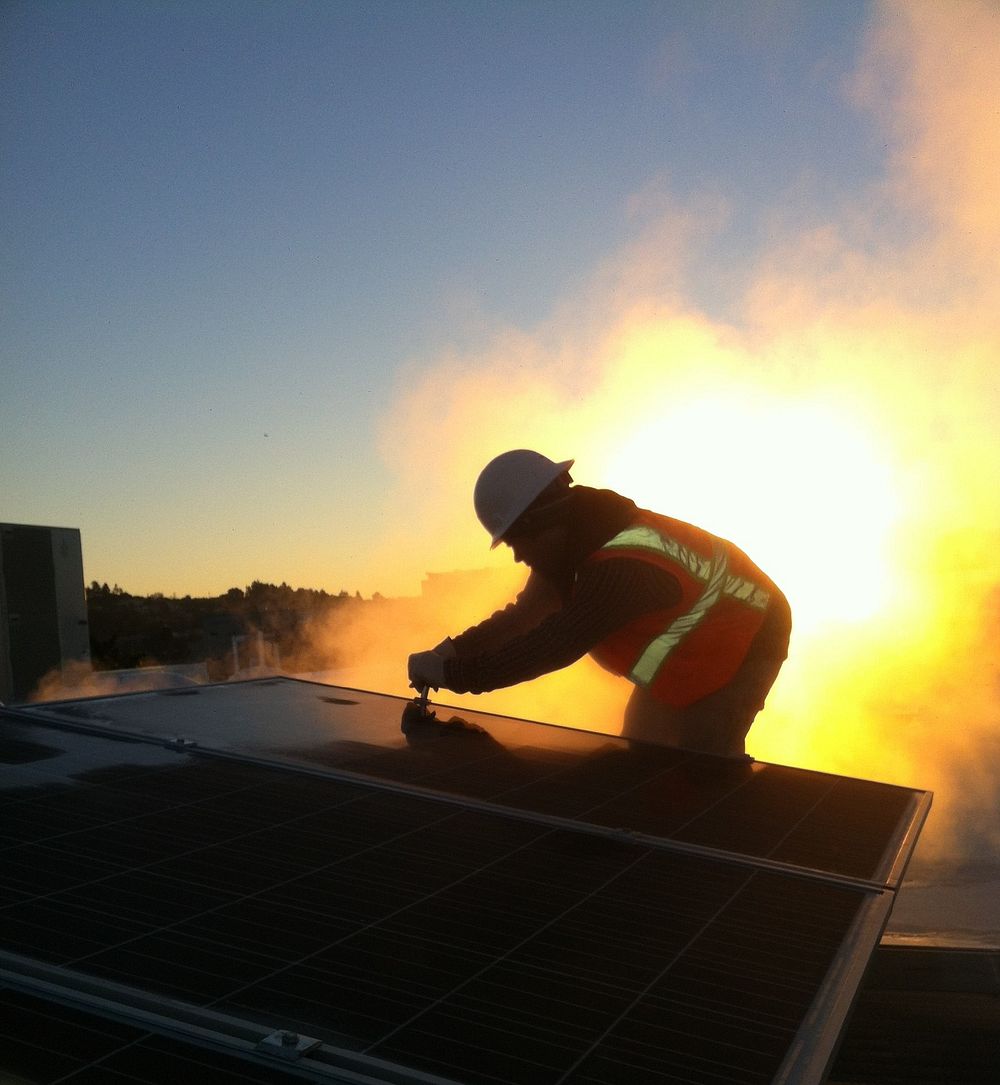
[412,683,431,716]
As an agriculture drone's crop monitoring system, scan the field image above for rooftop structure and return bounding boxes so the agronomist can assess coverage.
[0,523,90,704]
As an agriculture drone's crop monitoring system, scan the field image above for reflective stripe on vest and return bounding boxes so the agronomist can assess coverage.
[600,524,770,687]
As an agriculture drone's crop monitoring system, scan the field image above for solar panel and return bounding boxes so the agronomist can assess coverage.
[1,680,930,1084]
[13,678,925,886]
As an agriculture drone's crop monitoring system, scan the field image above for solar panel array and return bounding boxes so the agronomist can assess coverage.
[1,680,930,1084]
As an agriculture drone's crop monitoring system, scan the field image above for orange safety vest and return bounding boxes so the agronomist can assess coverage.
[582,509,776,708]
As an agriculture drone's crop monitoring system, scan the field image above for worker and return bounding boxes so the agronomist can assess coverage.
[407,450,791,758]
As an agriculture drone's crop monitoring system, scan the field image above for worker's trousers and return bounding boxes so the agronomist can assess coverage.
[621,592,792,759]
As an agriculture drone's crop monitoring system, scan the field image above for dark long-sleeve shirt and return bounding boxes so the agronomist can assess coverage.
[445,557,682,694]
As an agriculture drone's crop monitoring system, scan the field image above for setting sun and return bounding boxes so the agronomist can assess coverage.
[601,393,905,638]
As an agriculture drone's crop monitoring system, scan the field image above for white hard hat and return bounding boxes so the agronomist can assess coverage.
[474,449,574,547]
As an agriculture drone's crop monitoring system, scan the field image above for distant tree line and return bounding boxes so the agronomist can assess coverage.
[86,580,381,679]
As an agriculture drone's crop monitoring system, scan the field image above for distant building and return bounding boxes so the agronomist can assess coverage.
[420,566,519,607]
[0,523,90,703]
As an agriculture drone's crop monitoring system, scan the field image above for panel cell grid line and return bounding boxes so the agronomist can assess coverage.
[0,735,881,1085]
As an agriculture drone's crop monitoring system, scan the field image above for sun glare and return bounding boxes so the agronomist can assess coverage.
[601,394,905,638]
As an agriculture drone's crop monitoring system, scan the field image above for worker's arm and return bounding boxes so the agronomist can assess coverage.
[448,569,564,656]
[407,570,563,691]
[441,558,680,695]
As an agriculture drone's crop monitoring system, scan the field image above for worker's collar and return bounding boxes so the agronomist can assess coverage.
[507,486,638,597]
[560,486,638,565]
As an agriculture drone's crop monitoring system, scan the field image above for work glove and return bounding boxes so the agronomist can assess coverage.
[407,648,447,691]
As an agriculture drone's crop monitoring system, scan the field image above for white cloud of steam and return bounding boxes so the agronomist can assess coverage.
[344,0,999,861]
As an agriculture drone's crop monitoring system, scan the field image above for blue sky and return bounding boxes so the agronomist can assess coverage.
[0,0,990,599]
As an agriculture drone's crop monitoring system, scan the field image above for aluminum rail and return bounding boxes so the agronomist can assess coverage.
[0,951,463,1085]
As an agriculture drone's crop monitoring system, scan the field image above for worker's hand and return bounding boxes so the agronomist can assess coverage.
[408,649,447,691]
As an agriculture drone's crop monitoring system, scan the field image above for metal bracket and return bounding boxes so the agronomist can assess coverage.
[256,1029,322,1061]
[164,737,198,750]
